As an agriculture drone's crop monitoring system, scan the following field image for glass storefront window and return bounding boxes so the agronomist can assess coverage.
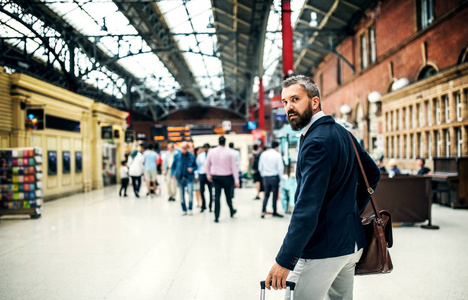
[426,100,431,126]
[445,130,450,157]
[456,92,462,121]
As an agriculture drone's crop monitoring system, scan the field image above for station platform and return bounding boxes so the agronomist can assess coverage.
[1,182,467,299]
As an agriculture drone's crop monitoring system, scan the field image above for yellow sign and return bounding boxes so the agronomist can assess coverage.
[213,126,225,134]
[167,126,190,131]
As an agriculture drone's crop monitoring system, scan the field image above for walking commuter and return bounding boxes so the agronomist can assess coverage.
[196,143,213,212]
[249,144,263,200]
[228,142,241,197]
[205,136,239,223]
[127,147,145,198]
[119,160,129,197]
[171,142,197,215]
[194,147,202,208]
[264,75,381,299]
[163,143,178,201]
[258,140,284,218]
[143,143,159,196]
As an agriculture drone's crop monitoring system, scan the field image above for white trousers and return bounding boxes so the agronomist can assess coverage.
[285,248,363,300]
[165,172,177,198]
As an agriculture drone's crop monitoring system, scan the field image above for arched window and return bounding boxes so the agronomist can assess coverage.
[418,65,437,80]
[458,47,468,64]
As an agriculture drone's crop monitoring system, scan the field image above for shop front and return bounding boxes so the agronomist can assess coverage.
[1,69,128,200]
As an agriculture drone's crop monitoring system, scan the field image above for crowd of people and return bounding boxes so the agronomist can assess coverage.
[118,136,286,223]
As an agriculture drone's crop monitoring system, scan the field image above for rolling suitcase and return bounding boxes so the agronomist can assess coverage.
[260,281,295,300]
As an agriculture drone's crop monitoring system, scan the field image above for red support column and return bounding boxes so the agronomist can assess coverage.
[282,0,294,79]
[259,77,265,129]
[126,110,131,127]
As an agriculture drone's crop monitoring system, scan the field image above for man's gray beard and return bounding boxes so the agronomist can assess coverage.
[288,103,313,131]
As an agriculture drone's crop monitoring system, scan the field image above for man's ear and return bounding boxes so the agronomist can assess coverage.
[312,96,320,110]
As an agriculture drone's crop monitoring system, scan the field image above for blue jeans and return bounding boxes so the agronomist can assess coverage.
[177,178,194,212]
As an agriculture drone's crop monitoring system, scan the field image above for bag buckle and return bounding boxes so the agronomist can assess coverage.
[367,187,374,195]
[376,218,383,226]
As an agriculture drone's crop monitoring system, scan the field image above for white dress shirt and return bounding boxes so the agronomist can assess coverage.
[258,148,284,177]
[301,111,325,137]
[229,148,241,170]
[196,151,208,175]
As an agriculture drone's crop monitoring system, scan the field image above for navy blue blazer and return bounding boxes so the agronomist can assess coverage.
[276,115,380,270]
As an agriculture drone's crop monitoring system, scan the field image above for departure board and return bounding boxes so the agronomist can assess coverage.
[167,126,191,142]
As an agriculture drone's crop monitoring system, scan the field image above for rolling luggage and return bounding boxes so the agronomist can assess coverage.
[260,281,295,300]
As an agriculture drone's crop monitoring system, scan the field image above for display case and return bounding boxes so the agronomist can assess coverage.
[0,147,43,219]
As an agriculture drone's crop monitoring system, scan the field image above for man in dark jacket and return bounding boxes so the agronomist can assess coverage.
[265,75,380,299]
[171,142,197,215]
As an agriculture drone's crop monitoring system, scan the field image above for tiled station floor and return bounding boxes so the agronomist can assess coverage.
[1,181,467,299]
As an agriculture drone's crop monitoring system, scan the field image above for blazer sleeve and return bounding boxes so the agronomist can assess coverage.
[191,153,198,172]
[275,140,331,270]
[171,153,178,177]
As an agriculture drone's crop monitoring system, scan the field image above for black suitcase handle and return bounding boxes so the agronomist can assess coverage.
[260,280,296,290]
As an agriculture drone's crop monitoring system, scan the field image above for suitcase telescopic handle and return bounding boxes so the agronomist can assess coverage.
[260,280,296,290]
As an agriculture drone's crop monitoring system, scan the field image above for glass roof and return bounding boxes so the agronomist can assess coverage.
[157,0,222,97]
[1,0,305,104]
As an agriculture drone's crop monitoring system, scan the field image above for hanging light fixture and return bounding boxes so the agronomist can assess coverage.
[368,91,382,103]
[100,17,108,32]
[340,104,351,115]
[206,15,214,29]
[309,12,318,27]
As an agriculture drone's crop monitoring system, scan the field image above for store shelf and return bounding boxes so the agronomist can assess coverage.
[0,147,43,219]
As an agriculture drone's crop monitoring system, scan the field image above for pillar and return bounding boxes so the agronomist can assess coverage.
[282,0,294,78]
[450,127,457,157]
[422,130,428,158]
[258,77,265,129]
[461,89,468,120]
[462,126,468,156]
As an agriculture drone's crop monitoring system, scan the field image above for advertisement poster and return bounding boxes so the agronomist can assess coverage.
[48,151,57,175]
[63,151,70,174]
[75,152,82,173]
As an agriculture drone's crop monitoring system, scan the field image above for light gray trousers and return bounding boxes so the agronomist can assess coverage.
[285,248,363,300]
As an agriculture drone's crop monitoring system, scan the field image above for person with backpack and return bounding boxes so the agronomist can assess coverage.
[249,144,263,200]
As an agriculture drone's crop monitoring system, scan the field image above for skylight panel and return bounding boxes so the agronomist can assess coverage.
[158,0,222,98]
[45,0,179,100]
[1,14,31,36]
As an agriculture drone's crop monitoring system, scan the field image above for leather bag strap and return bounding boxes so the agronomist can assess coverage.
[347,132,382,219]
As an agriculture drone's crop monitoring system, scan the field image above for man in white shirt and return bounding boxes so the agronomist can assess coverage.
[228,142,241,197]
[196,143,212,212]
[258,140,284,218]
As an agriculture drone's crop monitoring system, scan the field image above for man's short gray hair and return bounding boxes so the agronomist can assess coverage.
[282,75,321,100]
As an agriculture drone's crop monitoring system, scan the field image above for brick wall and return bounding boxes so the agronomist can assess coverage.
[313,0,468,115]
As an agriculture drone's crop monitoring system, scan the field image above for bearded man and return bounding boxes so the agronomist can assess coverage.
[264,75,381,300]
